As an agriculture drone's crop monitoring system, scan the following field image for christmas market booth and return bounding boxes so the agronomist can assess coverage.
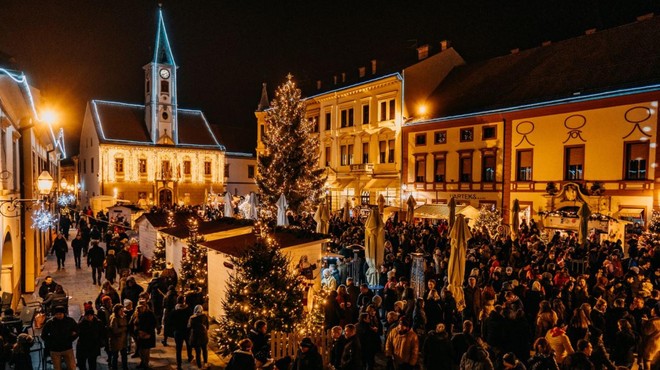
[157,218,255,274]
[412,203,480,226]
[107,204,145,229]
[201,230,330,321]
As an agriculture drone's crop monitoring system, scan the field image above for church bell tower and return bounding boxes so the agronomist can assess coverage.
[144,6,177,145]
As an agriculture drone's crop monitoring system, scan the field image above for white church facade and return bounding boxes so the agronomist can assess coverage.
[78,9,226,209]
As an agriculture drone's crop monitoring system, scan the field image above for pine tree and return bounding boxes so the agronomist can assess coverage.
[649,210,660,233]
[294,288,326,337]
[151,237,167,272]
[179,218,208,292]
[474,204,503,237]
[257,74,326,215]
[216,233,304,355]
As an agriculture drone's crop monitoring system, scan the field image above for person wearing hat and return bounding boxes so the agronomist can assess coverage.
[41,306,79,370]
[292,337,322,370]
[226,339,255,370]
[385,317,419,370]
[77,309,105,370]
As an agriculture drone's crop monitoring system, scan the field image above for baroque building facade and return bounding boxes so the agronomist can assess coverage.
[78,9,225,210]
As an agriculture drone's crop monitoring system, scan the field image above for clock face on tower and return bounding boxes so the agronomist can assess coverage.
[159,69,170,79]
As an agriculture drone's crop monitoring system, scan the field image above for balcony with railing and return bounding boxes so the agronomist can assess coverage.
[350,163,374,174]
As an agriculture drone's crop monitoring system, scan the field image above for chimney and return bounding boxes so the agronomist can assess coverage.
[440,40,450,51]
[359,67,366,78]
[510,48,520,54]
[333,75,338,85]
[541,40,552,47]
[317,80,322,90]
[371,59,377,75]
[416,44,429,60]
[585,28,596,35]
[341,72,346,83]
[637,13,654,21]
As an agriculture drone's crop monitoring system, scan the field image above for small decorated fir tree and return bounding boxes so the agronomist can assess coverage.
[151,237,167,272]
[216,230,304,355]
[649,210,660,233]
[179,218,208,292]
[474,204,503,237]
[256,74,326,214]
[294,288,326,337]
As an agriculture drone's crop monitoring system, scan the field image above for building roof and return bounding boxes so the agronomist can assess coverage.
[136,211,203,229]
[90,100,224,149]
[202,230,329,257]
[423,17,660,119]
[153,8,175,65]
[158,218,254,239]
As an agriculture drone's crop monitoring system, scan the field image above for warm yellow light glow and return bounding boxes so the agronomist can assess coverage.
[60,178,68,190]
[37,171,54,195]
[418,104,428,115]
[41,109,58,125]
[113,188,118,199]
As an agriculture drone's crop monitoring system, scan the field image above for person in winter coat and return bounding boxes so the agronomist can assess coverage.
[248,320,270,365]
[329,326,346,370]
[356,313,379,370]
[169,296,193,369]
[76,309,106,370]
[502,353,527,370]
[38,276,61,299]
[120,276,144,308]
[87,241,105,285]
[611,319,636,368]
[459,344,494,370]
[161,285,178,346]
[95,282,120,310]
[51,233,68,270]
[562,339,594,370]
[226,339,256,370]
[108,304,128,370]
[293,337,323,370]
[325,291,343,330]
[385,317,419,370]
[544,325,574,365]
[146,272,166,334]
[105,250,118,284]
[188,305,209,368]
[587,329,614,370]
[134,300,157,369]
[640,304,660,370]
[527,337,559,370]
[452,320,478,366]
[116,247,132,277]
[71,233,85,269]
[11,333,34,370]
[41,306,79,370]
[340,324,362,370]
[423,323,454,370]
[161,262,178,288]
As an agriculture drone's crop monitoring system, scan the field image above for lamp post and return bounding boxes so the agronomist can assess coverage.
[0,170,54,217]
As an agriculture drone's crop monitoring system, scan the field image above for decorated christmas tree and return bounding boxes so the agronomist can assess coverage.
[474,204,503,237]
[649,209,660,233]
[151,237,167,272]
[216,226,304,355]
[179,218,208,292]
[294,288,326,337]
[257,74,326,214]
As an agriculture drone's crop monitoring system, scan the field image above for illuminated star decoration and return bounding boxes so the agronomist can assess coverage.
[31,207,58,231]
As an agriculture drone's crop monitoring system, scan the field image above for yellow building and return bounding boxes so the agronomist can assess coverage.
[79,9,225,210]
[0,68,65,296]
[403,17,660,225]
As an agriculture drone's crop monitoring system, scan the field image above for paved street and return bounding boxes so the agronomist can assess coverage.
[25,229,224,369]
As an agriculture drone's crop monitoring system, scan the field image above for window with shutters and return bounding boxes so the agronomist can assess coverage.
[415,156,426,183]
[564,146,584,180]
[625,142,649,180]
[482,153,496,182]
[459,152,473,182]
[516,150,533,181]
[433,154,446,183]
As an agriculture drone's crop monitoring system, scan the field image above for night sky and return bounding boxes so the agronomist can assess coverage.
[1,0,658,156]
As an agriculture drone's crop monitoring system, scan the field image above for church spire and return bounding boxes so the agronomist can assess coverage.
[257,83,269,111]
[153,6,175,65]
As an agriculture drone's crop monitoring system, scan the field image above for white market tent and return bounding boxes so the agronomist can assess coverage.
[413,204,480,226]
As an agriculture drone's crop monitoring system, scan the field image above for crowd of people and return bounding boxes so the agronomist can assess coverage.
[229,210,660,370]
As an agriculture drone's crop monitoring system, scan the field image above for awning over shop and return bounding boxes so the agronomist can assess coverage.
[329,178,355,190]
[363,177,396,190]
[614,207,645,219]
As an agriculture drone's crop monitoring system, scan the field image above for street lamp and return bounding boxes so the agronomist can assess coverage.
[0,170,55,217]
[60,177,68,191]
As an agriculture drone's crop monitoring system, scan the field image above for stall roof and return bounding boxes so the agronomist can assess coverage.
[108,204,145,213]
[158,218,254,238]
[413,204,476,219]
[135,212,203,229]
[202,232,330,257]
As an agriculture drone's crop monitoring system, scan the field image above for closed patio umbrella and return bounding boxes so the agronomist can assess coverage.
[448,197,456,229]
[364,209,385,287]
[448,214,471,312]
[314,202,324,233]
[578,202,591,245]
[223,192,234,218]
[276,194,288,227]
[377,194,386,215]
[343,199,351,222]
[247,192,259,220]
[406,195,416,224]
[321,201,330,234]
[511,199,521,240]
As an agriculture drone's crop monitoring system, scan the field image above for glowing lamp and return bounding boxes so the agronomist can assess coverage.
[37,171,54,195]
[60,177,68,190]
[41,109,58,125]
[418,104,428,115]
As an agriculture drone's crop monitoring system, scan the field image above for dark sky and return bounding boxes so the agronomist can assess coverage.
[1,0,658,156]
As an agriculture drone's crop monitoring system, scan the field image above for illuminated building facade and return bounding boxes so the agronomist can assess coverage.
[403,17,660,225]
[0,68,65,296]
[78,9,225,209]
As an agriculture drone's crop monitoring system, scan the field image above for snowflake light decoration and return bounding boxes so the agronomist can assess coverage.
[31,207,57,231]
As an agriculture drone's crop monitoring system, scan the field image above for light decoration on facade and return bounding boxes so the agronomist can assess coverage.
[57,193,76,207]
[31,206,58,231]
